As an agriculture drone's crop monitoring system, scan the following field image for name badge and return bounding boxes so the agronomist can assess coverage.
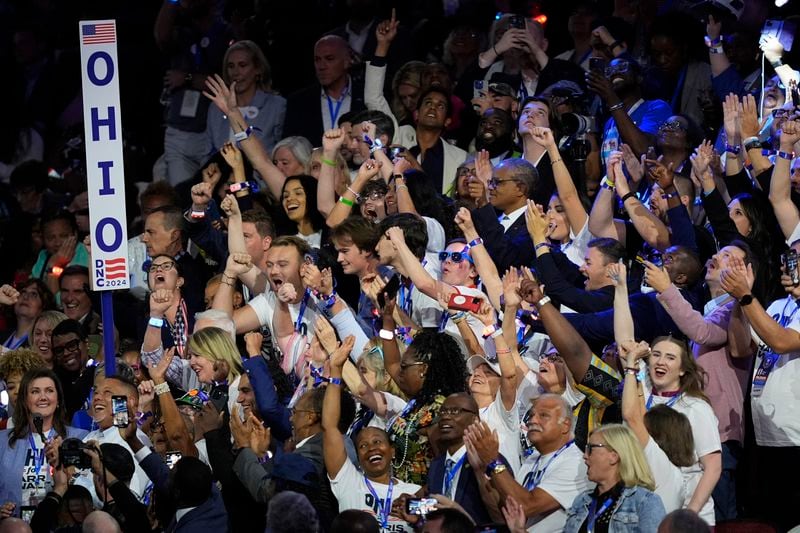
[180,90,201,118]
[752,348,780,397]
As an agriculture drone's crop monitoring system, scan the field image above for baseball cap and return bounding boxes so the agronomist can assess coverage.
[467,354,502,376]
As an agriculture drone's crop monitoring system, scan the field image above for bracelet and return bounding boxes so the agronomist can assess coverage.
[339,197,354,207]
[600,176,615,190]
[347,186,362,202]
[495,348,512,355]
[550,157,563,166]
[490,328,504,339]
[620,191,637,204]
[608,101,625,112]
[190,209,206,219]
[709,46,724,54]
[154,382,170,396]
[704,35,723,48]
[468,237,484,248]
[233,126,253,142]
[536,296,551,308]
[328,377,343,386]
[449,311,466,322]
[148,316,164,328]
[770,58,783,69]
[535,242,552,252]
[609,40,624,51]
[724,144,741,155]
[777,150,795,160]
[493,44,499,56]
[321,157,337,168]
[624,368,638,376]
[322,292,337,309]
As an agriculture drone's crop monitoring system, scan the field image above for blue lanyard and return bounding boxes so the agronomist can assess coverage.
[326,86,349,130]
[443,454,467,496]
[646,391,680,410]
[364,476,393,529]
[398,279,413,317]
[28,429,54,476]
[438,312,450,332]
[3,333,27,350]
[387,399,416,431]
[777,298,800,327]
[587,496,615,533]
[294,289,311,332]
[524,440,574,490]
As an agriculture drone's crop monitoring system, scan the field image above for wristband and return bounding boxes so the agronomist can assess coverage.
[228,181,258,194]
[620,191,637,204]
[233,128,251,142]
[328,377,343,386]
[468,237,484,248]
[339,197,354,207]
[321,157,337,168]
[704,35,723,47]
[482,324,499,338]
[536,296,551,308]
[601,176,615,190]
[322,292,337,309]
[777,150,795,160]
[495,348,512,355]
[379,329,395,340]
[535,242,552,252]
[154,382,170,396]
[493,44,499,56]
[190,209,207,219]
[449,311,466,322]
[148,316,164,328]
[346,186,362,202]
[608,101,625,112]
[709,46,724,54]
[490,328,504,339]
[724,144,741,155]
[550,158,563,166]
[624,368,639,378]
[770,58,783,69]
[609,40,624,51]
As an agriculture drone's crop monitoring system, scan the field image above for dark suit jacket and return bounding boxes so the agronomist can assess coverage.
[471,204,535,272]
[283,82,366,145]
[427,454,492,525]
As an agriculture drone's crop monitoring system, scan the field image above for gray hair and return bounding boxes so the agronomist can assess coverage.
[498,158,539,199]
[82,511,121,533]
[194,309,236,341]
[272,136,313,170]
[534,393,575,434]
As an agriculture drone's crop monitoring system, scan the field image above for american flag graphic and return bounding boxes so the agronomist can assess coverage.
[82,23,116,45]
[103,258,127,280]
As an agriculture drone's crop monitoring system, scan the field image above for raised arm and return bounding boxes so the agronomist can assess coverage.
[770,120,800,239]
[474,302,517,411]
[319,129,347,217]
[326,159,382,227]
[454,207,503,309]
[212,253,263,333]
[203,75,286,199]
[385,227,439,299]
[589,152,629,241]
[323,335,356,479]
[740,94,773,175]
[620,341,651,447]
[586,73,650,157]
[609,261,634,345]
[151,349,198,457]
[618,157,670,251]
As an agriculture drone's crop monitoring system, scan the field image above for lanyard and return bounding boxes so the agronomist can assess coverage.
[3,333,28,350]
[326,86,349,130]
[646,390,680,410]
[27,429,54,477]
[438,311,450,332]
[387,399,416,431]
[364,476,393,529]
[524,440,574,490]
[398,278,414,317]
[587,496,615,533]
[443,454,467,496]
[295,289,311,332]
[777,298,800,327]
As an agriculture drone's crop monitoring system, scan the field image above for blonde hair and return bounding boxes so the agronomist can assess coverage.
[33,310,68,333]
[357,342,404,399]
[187,327,243,382]
[222,40,271,91]
[592,424,656,491]
[0,348,45,381]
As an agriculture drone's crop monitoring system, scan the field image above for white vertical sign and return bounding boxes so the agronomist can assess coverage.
[79,20,130,291]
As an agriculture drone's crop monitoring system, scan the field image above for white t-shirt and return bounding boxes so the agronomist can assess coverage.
[516,442,589,533]
[646,393,719,525]
[330,458,420,532]
[750,297,800,446]
[643,436,686,513]
[562,220,593,268]
[297,231,322,250]
[480,388,522,474]
[21,432,52,507]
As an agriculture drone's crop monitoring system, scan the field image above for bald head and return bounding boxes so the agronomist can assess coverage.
[314,35,351,88]
[83,511,121,533]
[0,519,32,533]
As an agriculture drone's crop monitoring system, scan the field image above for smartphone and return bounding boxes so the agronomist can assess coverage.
[165,451,182,470]
[210,387,229,412]
[763,19,796,52]
[387,146,404,160]
[20,506,34,524]
[783,250,800,285]
[112,395,129,428]
[378,274,401,309]
[448,293,482,313]
[406,497,438,515]
[473,80,486,101]
[509,15,526,29]
[589,57,606,75]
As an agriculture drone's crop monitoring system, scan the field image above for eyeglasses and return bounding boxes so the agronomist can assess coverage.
[488,177,516,188]
[585,442,608,455]
[358,192,385,204]
[772,108,795,119]
[658,120,687,133]
[456,167,477,178]
[290,408,315,416]
[542,354,563,364]
[439,407,478,417]
[399,361,426,371]
[53,338,82,357]
[438,250,474,264]
[148,260,176,274]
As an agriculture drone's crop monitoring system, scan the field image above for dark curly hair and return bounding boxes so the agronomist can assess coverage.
[410,331,467,405]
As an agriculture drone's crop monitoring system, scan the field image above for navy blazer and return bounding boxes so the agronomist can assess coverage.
[471,204,536,272]
[427,454,492,526]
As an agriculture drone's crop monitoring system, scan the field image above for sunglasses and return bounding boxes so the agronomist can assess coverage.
[53,338,82,357]
[438,250,474,264]
[658,119,687,132]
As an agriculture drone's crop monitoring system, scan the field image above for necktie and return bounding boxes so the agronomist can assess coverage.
[445,459,456,498]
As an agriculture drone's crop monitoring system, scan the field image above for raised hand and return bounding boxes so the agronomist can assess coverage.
[230,405,250,448]
[706,14,722,41]
[722,93,741,143]
[586,70,618,105]
[277,282,297,304]
[645,157,675,191]
[220,142,244,171]
[148,347,175,385]
[620,144,645,184]
[740,94,761,139]
[375,8,399,45]
[137,380,156,412]
[690,141,713,177]
[519,277,544,305]
[361,274,387,310]
[606,260,627,288]
[0,285,19,306]
[220,194,241,217]
[529,126,556,148]
[322,128,346,155]
[314,317,338,356]
[203,74,238,116]
[780,120,800,149]
[202,161,222,187]
[249,415,272,456]
[464,421,500,465]
[474,149,492,185]
[502,269,522,308]
[502,496,528,533]
[471,300,497,327]
[720,256,754,299]
[643,261,671,293]
[330,335,355,370]
[191,182,214,211]
[494,28,524,56]
[759,33,784,64]
[454,207,476,235]
[225,252,253,277]
[619,340,651,367]
[149,288,174,317]
[385,226,406,247]
[355,158,381,183]
[244,331,264,357]
[525,200,549,242]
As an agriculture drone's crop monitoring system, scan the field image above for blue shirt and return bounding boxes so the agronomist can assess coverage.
[601,99,672,165]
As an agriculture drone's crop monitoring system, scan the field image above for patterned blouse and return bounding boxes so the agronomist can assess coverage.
[386,395,445,485]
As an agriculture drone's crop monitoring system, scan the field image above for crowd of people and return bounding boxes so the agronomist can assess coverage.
[0,0,799,531]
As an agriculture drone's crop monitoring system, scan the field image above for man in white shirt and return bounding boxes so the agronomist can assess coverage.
[467,393,588,533]
[720,238,800,531]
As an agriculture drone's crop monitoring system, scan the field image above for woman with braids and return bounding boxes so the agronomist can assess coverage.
[0,368,86,514]
[380,299,467,484]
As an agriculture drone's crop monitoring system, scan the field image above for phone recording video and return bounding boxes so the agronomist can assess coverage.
[112,395,129,428]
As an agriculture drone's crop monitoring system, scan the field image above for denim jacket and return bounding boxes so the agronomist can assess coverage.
[564,485,666,533]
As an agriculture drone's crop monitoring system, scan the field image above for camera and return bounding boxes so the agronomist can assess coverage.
[561,113,597,137]
[60,438,93,469]
[406,498,438,516]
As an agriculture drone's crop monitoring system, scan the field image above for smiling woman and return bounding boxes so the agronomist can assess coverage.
[0,368,87,513]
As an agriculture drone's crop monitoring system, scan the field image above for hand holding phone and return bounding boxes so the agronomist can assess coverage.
[447,293,482,313]
[112,395,129,428]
